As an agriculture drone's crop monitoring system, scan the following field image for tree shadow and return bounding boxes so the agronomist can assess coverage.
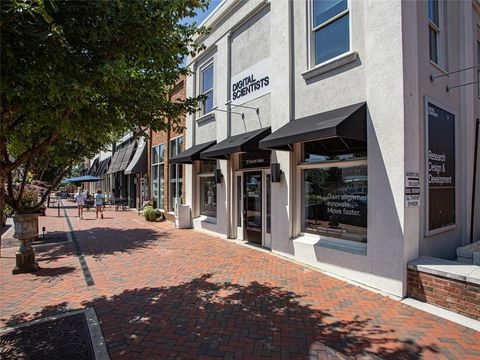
[1,275,440,359]
[36,227,171,260]
[33,266,76,277]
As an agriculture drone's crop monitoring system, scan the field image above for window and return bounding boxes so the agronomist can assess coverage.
[169,136,183,211]
[198,160,217,217]
[312,0,350,65]
[428,0,443,67]
[301,141,367,243]
[201,63,214,115]
[151,144,165,209]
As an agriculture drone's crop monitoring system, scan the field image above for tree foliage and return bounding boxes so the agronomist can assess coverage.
[0,0,208,212]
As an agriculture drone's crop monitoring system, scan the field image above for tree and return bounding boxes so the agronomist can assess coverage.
[0,0,208,214]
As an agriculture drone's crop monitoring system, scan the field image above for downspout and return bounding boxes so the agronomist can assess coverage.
[191,62,198,217]
[192,62,197,146]
[227,31,232,138]
[288,0,295,239]
[148,128,152,201]
[471,118,479,243]
[227,30,233,238]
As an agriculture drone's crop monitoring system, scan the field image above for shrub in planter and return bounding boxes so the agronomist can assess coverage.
[148,210,159,222]
[144,206,153,221]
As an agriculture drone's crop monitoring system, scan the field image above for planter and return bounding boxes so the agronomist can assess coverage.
[12,213,40,274]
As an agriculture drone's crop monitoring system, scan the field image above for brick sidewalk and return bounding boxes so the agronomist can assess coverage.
[1,207,479,359]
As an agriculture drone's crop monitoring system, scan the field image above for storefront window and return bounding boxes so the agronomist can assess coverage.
[151,144,165,209]
[199,160,216,218]
[301,139,367,243]
[169,136,183,211]
[303,140,366,163]
[303,166,367,242]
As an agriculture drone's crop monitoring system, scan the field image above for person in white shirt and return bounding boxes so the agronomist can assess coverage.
[94,189,104,218]
[74,187,87,220]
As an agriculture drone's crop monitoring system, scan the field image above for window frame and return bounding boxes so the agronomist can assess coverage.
[427,0,446,70]
[151,144,165,210]
[168,135,183,212]
[200,60,214,115]
[298,144,368,243]
[197,160,217,218]
[308,0,352,69]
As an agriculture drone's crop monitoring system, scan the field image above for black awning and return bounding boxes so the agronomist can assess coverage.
[260,102,367,151]
[107,149,122,174]
[170,141,216,164]
[96,157,111,177]
[88,157,99,175]
[118,141,136,172]
[201,127,271,160]
[125,139,147,174]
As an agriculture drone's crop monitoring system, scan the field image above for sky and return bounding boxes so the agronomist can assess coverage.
[181,0,223,66]
[186,0,223,26]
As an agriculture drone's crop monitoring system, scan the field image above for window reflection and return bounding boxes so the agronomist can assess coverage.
[303,166,367,242]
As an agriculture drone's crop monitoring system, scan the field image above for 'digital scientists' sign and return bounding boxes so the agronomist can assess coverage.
[231,57,271,105]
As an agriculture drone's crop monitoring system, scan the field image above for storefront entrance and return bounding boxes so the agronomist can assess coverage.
[244,171,262,244]
[235,169,271,247]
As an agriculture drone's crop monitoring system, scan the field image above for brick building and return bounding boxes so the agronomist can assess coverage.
[147,76,186,221]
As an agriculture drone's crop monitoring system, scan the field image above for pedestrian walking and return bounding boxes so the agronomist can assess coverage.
[74,187,87,220]
[110,189,118,211]
[94,189,104,218]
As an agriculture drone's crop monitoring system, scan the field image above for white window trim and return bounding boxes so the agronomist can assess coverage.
[428,0,446,71]
[151,144,165,210]
[197,172,217,219]
[168,136,183,211]
[199,59,215,116]
[307,0,352,70]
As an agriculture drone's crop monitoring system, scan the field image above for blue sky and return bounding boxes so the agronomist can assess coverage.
[186,0,223,25]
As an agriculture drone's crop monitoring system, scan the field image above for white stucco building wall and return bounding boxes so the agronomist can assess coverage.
[183,0,480,298]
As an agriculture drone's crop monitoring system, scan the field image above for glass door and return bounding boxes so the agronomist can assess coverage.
[263,171,271,248]
[244,171,262,244]
[235,174,243,240]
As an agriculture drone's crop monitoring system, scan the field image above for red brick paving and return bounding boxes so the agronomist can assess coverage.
[1,206,479,359]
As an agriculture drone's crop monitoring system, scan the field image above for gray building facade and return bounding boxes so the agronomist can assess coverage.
[177,0,480,298]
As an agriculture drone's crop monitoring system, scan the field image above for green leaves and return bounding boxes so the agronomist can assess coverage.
[1,0,209,211]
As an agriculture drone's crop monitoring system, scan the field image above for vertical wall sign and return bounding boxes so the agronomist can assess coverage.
[426,100,456,235]
[405,171,420,207]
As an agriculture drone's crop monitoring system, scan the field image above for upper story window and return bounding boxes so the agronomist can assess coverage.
[312,0,350,65]
[201,63,214,115]
[428,0,444,68]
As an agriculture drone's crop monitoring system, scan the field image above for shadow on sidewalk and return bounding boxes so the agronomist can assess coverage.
[1,274,440,359]
[36,228,170,260]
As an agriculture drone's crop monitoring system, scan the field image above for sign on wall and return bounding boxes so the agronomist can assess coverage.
[426,100,456,234]
[405,171,420,207]
[231,57,271,105]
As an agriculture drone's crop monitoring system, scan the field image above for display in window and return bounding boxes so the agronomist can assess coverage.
[200,176,217,218]
[303,166,367,242]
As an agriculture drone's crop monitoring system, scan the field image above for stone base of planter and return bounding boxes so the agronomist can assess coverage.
[12,248,39,274]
